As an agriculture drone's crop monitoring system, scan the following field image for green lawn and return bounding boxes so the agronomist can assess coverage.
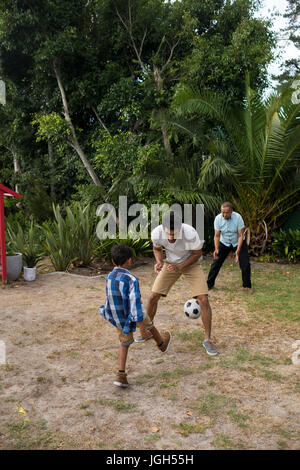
[204,261,300,324]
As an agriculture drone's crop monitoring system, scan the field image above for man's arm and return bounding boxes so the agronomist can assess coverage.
[167,250,202,272]
[153,245,164,273]
[214,230,221,258]
[179,250,202,269]
[235,228,244,262]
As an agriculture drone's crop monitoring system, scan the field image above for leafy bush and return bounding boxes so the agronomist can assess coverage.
[95,237,153,262]
[272,229,300,262]
[72,184,105,206]
[42,203,97,271]
[6,221,45,267]
[69,203,98,265]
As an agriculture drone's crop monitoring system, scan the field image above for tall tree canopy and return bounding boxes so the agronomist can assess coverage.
[280,0,300,79]
[0,0,276,215]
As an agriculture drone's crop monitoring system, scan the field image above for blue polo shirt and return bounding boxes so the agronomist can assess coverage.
[214,212,245,247]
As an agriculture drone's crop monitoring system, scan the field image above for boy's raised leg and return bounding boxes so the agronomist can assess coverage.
[135,292,161,342]
[150,326,172,354]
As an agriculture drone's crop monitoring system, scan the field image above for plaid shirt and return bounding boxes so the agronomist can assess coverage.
[99,267,145,334]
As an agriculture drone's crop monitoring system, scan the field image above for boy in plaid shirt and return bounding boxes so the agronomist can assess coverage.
[99,244,171,387]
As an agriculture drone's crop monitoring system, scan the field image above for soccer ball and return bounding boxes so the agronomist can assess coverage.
[184,298,201,319]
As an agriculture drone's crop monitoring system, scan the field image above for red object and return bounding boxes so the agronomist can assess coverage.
[0,184,21,284]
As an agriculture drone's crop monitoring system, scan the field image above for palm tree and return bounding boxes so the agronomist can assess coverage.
[171,74,300,255]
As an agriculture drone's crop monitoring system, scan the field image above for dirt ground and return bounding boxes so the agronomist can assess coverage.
[0,257,299,450]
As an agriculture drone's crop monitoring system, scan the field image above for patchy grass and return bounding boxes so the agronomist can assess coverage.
[188,392,234,419]
[176,421,210,436]
[135,373,156,385]
[159,367,193,381]
[218,348,278,376]
[227,408,250,427]
[176,330,205,349]
[220,263,300,323]
[135,367,193,387]
[1,260,299,450]
[4,419,57,450]
[97,398,137,412]
[96,440,122,450]
[212,433,240,450]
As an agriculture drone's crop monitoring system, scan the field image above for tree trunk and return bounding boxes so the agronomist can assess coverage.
[47,140,56,201]
[153,66,172,156]
[91,105,111,136]
[12,148,20,194]
[53,62,104,189]
[247,220,269,256]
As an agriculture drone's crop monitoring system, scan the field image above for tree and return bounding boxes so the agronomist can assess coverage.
[175,0,275,99]
[0,0,278,212]
[115,0,276,149]
[0,0,111,189]
[170,74,300,255]
[280,0,300,80]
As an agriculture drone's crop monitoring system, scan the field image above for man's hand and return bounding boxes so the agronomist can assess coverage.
[167,264,180,273]
[154,262,163,273]
[235,251,239,263]
[213,249,219,259]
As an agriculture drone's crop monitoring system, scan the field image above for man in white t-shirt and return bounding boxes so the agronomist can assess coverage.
[136,213,218,356]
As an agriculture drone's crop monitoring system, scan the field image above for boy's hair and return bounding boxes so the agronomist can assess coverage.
[111,244,133,266]
[162,212,182,231]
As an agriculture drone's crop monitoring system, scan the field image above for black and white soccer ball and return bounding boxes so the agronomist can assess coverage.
[184,298,201,319]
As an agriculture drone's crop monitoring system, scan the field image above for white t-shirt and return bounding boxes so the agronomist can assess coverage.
[151,223,204,264]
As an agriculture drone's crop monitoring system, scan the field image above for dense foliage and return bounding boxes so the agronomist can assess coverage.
[0,0,299,262]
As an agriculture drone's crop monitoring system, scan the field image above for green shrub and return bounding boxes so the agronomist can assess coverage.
[69,203,98,265]
[71,184,105,206]
[42,203,97,271]
[95,237,153,261]
[6,221,45,267]
[272,229,300,262]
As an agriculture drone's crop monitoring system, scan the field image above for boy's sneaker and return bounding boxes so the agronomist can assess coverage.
[113,372,129,388]
[158,331,171,353]
[203,339,218,356]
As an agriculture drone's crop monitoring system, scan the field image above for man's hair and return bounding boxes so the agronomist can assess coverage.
[111,244,133,266]
[221,202,233,210]
[162,212,182,231]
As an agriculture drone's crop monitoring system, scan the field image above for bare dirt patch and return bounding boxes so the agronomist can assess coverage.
[0,259,299,450]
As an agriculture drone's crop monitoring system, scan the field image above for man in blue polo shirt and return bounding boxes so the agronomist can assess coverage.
[207,202,252,290]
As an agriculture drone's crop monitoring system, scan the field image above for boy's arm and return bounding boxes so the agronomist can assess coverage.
[129,279,145,324]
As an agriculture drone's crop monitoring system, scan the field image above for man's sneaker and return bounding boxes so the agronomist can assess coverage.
[113,372,129,388]
[203,339,218,356]
[158,331,172,353]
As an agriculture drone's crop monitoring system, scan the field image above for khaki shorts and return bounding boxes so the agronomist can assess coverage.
[151,261,208,297]
[117,314,153,346]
